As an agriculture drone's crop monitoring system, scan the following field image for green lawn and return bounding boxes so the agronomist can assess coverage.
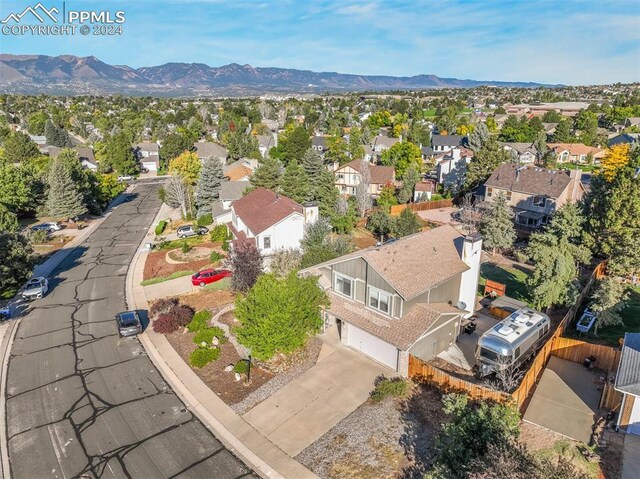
[423,108,436,117]
[477,262,531,304]
[202,277,232,291]
[592,286,640,347]
[141,270,195,286]
[560,163,600,173]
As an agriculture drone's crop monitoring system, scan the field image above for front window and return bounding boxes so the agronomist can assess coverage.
[479,347,503,362]
[368,288,391,314]
[486,187,493,198]
[335,274,353,298]
[506,191,512,201]
[263,236,271,249]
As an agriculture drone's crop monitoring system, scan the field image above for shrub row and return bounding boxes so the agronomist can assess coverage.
[155,220,167,235]
[151,298,195,334]
[193,326,227,346]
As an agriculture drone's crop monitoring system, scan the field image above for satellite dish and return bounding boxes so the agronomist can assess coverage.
[456,301,467,311]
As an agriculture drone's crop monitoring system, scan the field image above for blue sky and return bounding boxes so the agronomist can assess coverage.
[1,0,639,84]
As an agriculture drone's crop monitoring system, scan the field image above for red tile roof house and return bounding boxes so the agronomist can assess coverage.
[301,225,483,376]
[229,188,319,262]
[334,159,396,197]
[483,164,585,232]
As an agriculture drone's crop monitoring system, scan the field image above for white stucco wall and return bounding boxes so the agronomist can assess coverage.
[458,236,483,318]
[254,213,305,255]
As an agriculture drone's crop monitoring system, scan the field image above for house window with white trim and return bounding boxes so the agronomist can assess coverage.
[368,287,391,314]
[335,274,353,298]
[263,236,271,249]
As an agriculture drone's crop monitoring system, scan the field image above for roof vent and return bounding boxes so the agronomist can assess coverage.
[498,325,514,336]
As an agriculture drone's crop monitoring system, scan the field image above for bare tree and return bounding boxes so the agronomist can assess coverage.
[163,174,191,218]
[488,355,524,393]
[355,159,373,217]
[270,248,302,277]
[458,193,481,235]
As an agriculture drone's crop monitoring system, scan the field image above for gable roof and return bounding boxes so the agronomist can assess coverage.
[372,135,400,149]
[547,143,604,157]
[484,164,574,198]
[306,225,469,300]
[135,142,159,153]
[194,142,228,159]
[616,333,640,397]
[232,188,303,235]
[219,180,250,201]
[336,159,395,185]
[432,134,466,147]
[312,136,328,149]
[500,142,538,154]
[609,133,640,147]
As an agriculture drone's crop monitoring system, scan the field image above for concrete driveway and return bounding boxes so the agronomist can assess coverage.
[242,330,391,456]
[623,433,640,479]
[524,356,601,443]
[143,274,196,301]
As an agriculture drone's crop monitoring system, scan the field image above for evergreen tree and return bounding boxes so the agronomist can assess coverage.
[478,191,516,254]
[394,207,422,237]
[195,157,224,216]
[0,203,19,232]
[160,132,194,164]
[45,158,88,220]
[274,126,311,165]
[467,122,490,152]
[464,138,512,190]
[103,131,138,175]
[301,148,323,178]
[301,148,337,217]
[280,160,309,204]
[3,132,40,163]
[398,165,421,204]
[590,277,630,334]
[553,119,574,143]
[250,157,281,191]
[376,184,398,211]
[0,232,36,296]
[44,120,59,147]
[367,210,394,240]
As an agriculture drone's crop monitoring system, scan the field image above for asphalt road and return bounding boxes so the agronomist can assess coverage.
[5,184,256,479]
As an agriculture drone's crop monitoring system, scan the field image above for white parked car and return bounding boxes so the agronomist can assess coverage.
[117,175,133,182]
[31,222,61,233]
[22,277,49,300]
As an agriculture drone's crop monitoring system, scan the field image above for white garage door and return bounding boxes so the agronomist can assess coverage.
[629,396,640,436]
[347,324,398,371]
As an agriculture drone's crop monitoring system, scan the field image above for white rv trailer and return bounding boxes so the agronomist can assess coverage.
[475,307,551,377]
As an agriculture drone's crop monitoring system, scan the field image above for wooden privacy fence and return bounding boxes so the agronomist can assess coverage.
[599,380,623,411]
[409,261,609,414]
[390,198,454,216]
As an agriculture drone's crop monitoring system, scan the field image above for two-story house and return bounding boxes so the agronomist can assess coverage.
[334,159,396,197]
[229,188,318,259]
[436,147,473,191]
[483,164,585,231]
[432,134,466,153]
[500,142,538,164]
[134,141,160,172]
[364,135,400,162]
[311,136,329,158]
[301,226,482,376]
[211,180,250,225]
[257,133,277,158]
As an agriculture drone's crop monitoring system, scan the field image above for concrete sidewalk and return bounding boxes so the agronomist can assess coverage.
[143,274,196,301]
[623,433,640,479]
[127,204,319,479]
[243,330,388,456]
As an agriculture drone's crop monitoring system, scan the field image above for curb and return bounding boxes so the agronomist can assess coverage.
[0,320,18,479]
[126,204,318,479]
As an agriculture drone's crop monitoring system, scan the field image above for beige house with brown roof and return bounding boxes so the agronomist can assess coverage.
[547,143,605,164]
[334,159,396,197]
[301,226,483,376]
[483,164,585,231]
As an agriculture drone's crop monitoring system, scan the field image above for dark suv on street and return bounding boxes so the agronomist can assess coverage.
[116,311,142,337]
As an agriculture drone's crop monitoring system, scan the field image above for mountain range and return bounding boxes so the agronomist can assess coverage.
[0,54,551,97]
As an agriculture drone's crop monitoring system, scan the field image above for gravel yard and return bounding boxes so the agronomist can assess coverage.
[297,383,446,479]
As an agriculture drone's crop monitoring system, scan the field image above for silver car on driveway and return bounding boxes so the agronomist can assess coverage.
[22,277,49,300]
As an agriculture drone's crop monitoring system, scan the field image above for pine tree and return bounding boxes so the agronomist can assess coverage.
[45,158,88,220]
[251,157,281,191]
[394,207,422,237]
[467,122,490,152]
[44,120,59,147]
[478,191,516,254]
[195,157,224,216]
[280,160,309,203]
[301,148,337,217]
[301,148,323,178]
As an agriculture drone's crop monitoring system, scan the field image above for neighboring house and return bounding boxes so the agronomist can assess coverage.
[624,117,640,129]
[414,180,436,202]
[194,141,228,162]
[437,147,473,191]
[500,142,538,164]
[547,143,605,164]
[301,225,482,375]
[334,159,395,197]
[134,142,161,173]
[615,333,640,436]
[432,134,466,153]
[542,122,558,136]
[609,133,640,147]
[364,135,400,162]
[48,146,98,171]
[211,180,250,225]
[311,136,329,157]
[229,188,318,258]
[223,158,257,182]
[483,164,585,231]
[257,133,276,158]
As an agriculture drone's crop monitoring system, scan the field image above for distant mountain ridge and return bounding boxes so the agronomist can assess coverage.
[0,54,553,96]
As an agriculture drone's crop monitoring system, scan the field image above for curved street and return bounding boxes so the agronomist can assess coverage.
[4,183,255,479]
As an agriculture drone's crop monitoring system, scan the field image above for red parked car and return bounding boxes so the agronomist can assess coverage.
[191,269,232,287]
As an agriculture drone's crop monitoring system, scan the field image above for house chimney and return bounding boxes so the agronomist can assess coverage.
[458,233,483,318]
[303,201,319,225]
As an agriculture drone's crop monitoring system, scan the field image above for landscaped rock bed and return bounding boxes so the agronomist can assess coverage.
[166,246,212,263]
[143,249,210,280]
[297,383,446,479]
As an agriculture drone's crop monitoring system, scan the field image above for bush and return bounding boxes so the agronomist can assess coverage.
[210,224,228,243]
[193,326,227,345]
[149,297,179,318]
[234,360,249,375]
[181,241,192,254]
[197,214,213,226]
[210,251,223,263]
[189,347,220,368]
[187,310,212,332]
[222,239,230,252]
[152,304,194,334]
[27,229,50,244]
[369,376,408,402]
[155,220,167,235]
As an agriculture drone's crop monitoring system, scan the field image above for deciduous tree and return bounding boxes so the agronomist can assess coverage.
[355,159,373,217]
[231,239,263,293]
[600,143,630,182]
[465,138,512,190]
[0,232,36,297]
[380,141,422,178]
[590,277,630,334]
[3,132,40,163]
[169,151,201,184]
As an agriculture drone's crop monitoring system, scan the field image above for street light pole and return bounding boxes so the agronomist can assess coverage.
[246,350,252,383]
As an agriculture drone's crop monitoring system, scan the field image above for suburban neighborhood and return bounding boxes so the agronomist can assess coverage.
[0,2,638,479]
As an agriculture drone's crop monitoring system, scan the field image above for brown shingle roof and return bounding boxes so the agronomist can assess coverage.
[225,163,252,181]
[484,164,573,198]
[547,143,604,157]
[337,159,395,185]
[232,188,303,235]
[328,293,462,349]
[194,142,228,159]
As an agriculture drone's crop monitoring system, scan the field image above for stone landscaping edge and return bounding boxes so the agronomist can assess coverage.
[127,202,319,479]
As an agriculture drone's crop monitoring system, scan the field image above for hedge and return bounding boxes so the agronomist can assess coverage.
[210,224,228,243]
[155,220,167,235]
